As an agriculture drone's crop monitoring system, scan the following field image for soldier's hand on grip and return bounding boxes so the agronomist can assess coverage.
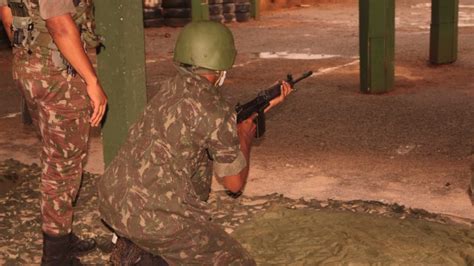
[266,80,293,113]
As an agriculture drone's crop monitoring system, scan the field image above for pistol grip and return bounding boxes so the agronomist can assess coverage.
[254,111,265,138]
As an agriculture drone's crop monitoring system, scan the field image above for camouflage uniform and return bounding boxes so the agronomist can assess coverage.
[1,0,96,236]
[98,66,256,265]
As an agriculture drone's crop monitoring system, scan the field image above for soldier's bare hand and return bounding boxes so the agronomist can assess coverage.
[86,81,107,127]
[237,113,257,145]
[265,80,293,113]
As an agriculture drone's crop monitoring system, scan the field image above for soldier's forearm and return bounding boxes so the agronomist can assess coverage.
[45,13,98,85]
[0,6,13,42]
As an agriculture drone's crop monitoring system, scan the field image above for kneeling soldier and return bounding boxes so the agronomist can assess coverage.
[98,21,291,265]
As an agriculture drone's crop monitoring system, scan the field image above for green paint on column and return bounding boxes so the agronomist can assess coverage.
[359,0,395,94]
[95,0,147,166]
[430,0,458,64]
[250,0,260,20]
[192,0,209,21]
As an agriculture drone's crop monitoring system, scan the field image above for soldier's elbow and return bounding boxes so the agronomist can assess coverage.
[223,175,244,193]
[45,14,74,39]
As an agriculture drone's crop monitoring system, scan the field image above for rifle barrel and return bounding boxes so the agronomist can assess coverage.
[290,71,313,85]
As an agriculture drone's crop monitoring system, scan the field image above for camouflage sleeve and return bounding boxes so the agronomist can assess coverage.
[39,0,76,20]
[213,150,246,177]
[207,112,247,178]
[0,0,7,7]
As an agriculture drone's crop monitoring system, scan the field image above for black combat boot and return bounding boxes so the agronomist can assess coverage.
[110,237,143,265]
[136,252,169,266]
[70,233,97,255]
[110,237,168,266]
[41,232,82,266]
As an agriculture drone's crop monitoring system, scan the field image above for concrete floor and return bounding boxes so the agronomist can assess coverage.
[1,0,473,220]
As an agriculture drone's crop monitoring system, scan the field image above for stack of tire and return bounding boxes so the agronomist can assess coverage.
[162,0,192,27]
[143,0,164,27]
[222,0,236,23]
[209,0,224,23]
[234,0,251,22]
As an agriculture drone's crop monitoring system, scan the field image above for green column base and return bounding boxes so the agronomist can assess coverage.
[359,0,395,94]
[430,23,458,64]
[430,0,458,65]
[192,0,209,21]
[250,0,260,20]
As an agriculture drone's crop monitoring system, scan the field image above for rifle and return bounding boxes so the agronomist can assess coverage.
[225,71,313,199]
[235,71,313,138]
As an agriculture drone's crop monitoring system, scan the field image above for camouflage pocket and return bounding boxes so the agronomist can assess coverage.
[50,49,67,71]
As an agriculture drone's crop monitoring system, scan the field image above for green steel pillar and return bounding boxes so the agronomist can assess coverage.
[430,0,458,64]
[95,0,147,165]
[250,0,260,20]
[192,0,209,21]
[359,0,395,93]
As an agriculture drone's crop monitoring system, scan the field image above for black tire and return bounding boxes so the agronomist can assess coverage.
[208,4,223,16]
[143,8,163,20]
[163,7,191,18]
[209,14,224,23]
[208,0,224,4]
[235,12,250,22]
[156,8,164,17]
[164,17,191,27]
[144,18,165,28]
[235,2,250,13]
[162,0,191,8]
[223,3,235,13]
[223,13,235,23]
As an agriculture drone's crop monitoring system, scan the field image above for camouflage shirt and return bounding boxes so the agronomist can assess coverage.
[98,66,246,249]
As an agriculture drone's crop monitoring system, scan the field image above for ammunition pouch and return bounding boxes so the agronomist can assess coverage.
[9,0,34,48]
[73,0,102,49]
[8,0,96,76]
[12,27,25,47]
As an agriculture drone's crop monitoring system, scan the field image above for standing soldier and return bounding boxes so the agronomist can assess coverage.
[98,21,291,265]
[0,0,107,265]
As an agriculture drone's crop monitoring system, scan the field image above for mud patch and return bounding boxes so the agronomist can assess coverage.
[0,159,33,196]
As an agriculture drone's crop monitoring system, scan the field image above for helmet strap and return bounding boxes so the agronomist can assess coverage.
[182,64,226,87]
[214,71,227,87]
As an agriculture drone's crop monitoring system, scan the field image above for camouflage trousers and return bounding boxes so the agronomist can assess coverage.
[16,71,91,236]
[124,219,255,265]
[128,162,254,265]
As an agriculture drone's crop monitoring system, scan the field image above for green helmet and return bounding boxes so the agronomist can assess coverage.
[174,21,237,71]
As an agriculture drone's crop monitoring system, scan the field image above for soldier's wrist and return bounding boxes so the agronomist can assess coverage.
[85,76,99,87]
